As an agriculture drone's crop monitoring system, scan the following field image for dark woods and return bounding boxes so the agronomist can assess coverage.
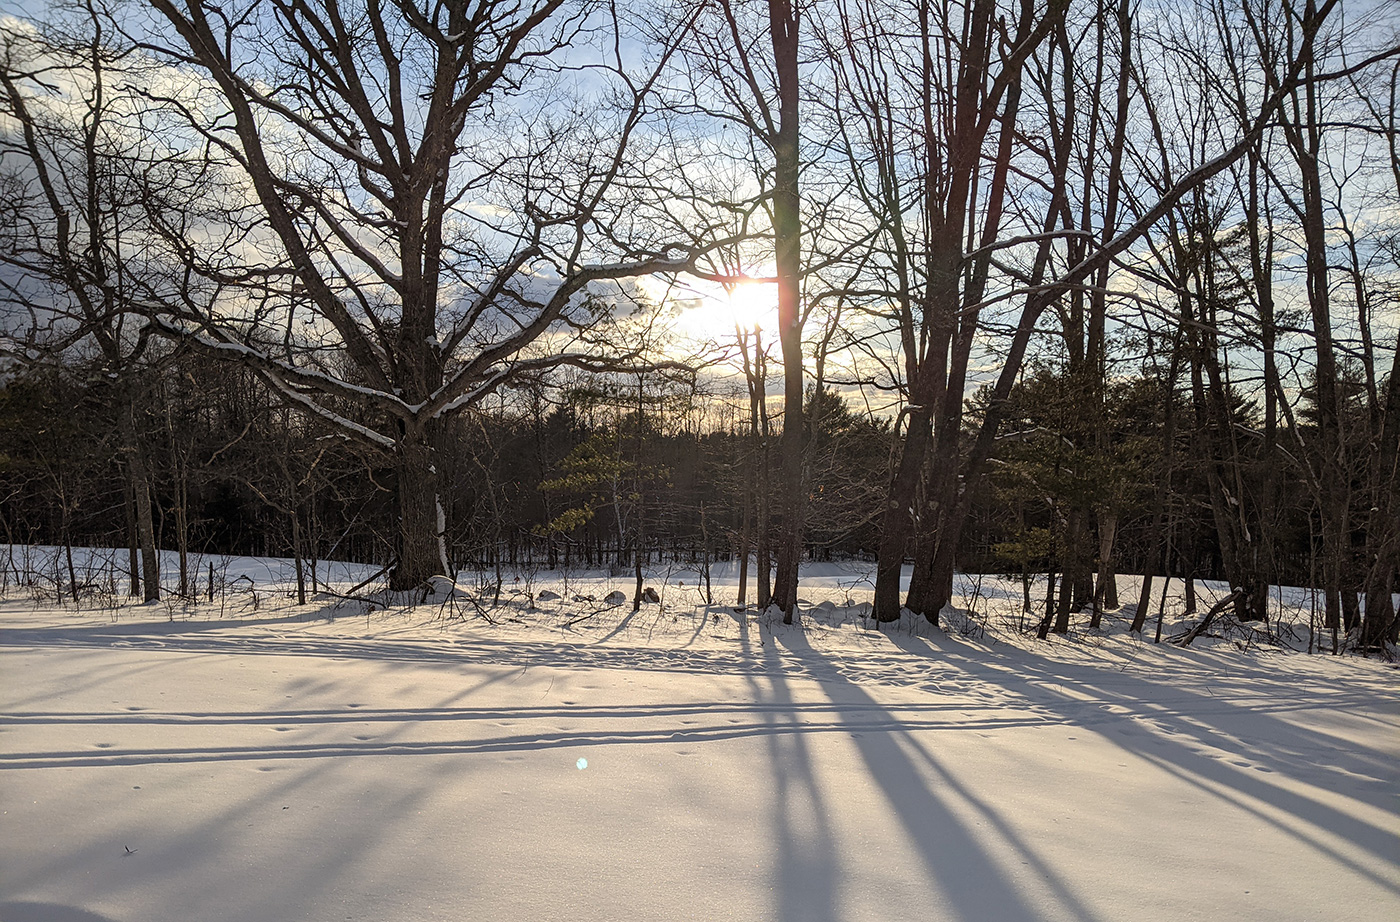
[2,349,1393,644]
[0,355,894,588]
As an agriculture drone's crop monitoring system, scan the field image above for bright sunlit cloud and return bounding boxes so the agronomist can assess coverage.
[672,279,778,345]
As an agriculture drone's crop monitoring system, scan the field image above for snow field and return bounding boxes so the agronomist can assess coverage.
[1,550,1397,921]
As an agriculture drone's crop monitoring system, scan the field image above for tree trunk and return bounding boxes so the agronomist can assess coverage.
[756,534,771,609]
[768,0,804,625]
[63,526,79,605]
[907,406,963,625]
[1053,573,1073,634]
[737,475,751,608]
[119,396,160,602]
[1154,568,1170,643]
[874,410,931,622]
[292,507,306,606]
[1341,589,1361,633]
[1246,142,1284,628]
[1134,363,1179,634]
[757,383,773,611]
[701,503,712,607]
[739,327,770,610]
[1133,575,1154,634]
[1037,563,1058,640]
[1283,33,1349,644]
[1057,507,1091,629]
[1094,508,1119,620]
[175,475,190,598]
[1131,515,1168,635]
[1360,329,1400,648]
[633,538,644,613]
[390,423,449,590]
[1070,527,1094,612]
[124,479,141,598]
[907,513,957,627]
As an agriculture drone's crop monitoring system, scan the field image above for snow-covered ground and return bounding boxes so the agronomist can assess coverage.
[2,549,1397,922]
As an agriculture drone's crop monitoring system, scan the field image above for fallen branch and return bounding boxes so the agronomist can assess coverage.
[344,560,395,598]
[1176,588,1245,647]
[561,609,601,630]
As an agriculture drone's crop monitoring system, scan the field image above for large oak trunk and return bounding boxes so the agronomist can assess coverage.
[391,424,449,591]
[906,397,966,625]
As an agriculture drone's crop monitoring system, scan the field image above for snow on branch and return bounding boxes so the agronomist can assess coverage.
[149,316,412,426]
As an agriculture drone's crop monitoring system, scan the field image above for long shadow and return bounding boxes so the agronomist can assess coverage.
[16,614,1390,767]
[882,626,1397,785]
[749,620,841,922]
[773,624,1101,922]
[3,691,471,917]
[8,606,1395,905]
[1,612,328,642]
[10,617,1392,783]
[0,699,1021,725]
[883,628,1400,896]
[0,902,120,922]
[0,709,1066,770]
[2,653,184,711]
[3,625,904,705]
[952,637,1396,788]
[593,605,643,643]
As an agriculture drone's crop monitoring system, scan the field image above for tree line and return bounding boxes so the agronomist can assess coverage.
[1,0,1396,649]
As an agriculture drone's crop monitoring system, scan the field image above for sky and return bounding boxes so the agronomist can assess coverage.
[4,0,1394,421]
[1,1,62,27]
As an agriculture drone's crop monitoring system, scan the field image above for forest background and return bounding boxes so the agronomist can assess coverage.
[1,0,1397,649]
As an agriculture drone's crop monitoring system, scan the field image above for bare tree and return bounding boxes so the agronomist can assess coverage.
[0,1,172,600]
[671,0,808,620]
[877,0,1348,630]
[1224,0,1399,641]
[142,0,715,588]
[823,0,1066,623]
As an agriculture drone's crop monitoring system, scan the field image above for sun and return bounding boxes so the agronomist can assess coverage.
[675,280,777,344]
[724,280,776,332]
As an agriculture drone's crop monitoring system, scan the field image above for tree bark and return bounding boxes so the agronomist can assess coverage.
[1053,507,1084,634]
[1091,508,1118,626]
[119,395,160,602]
[292,507,307,606]
[124,479,141,599]
[768,0,804,625]
[391,423,448,591]
[874,410,930,622]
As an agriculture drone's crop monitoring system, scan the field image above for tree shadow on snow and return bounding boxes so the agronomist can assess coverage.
[5,608,1395,914]
[767,623,1107,922]
[0,903,120,922]
[878,627,1400,899]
